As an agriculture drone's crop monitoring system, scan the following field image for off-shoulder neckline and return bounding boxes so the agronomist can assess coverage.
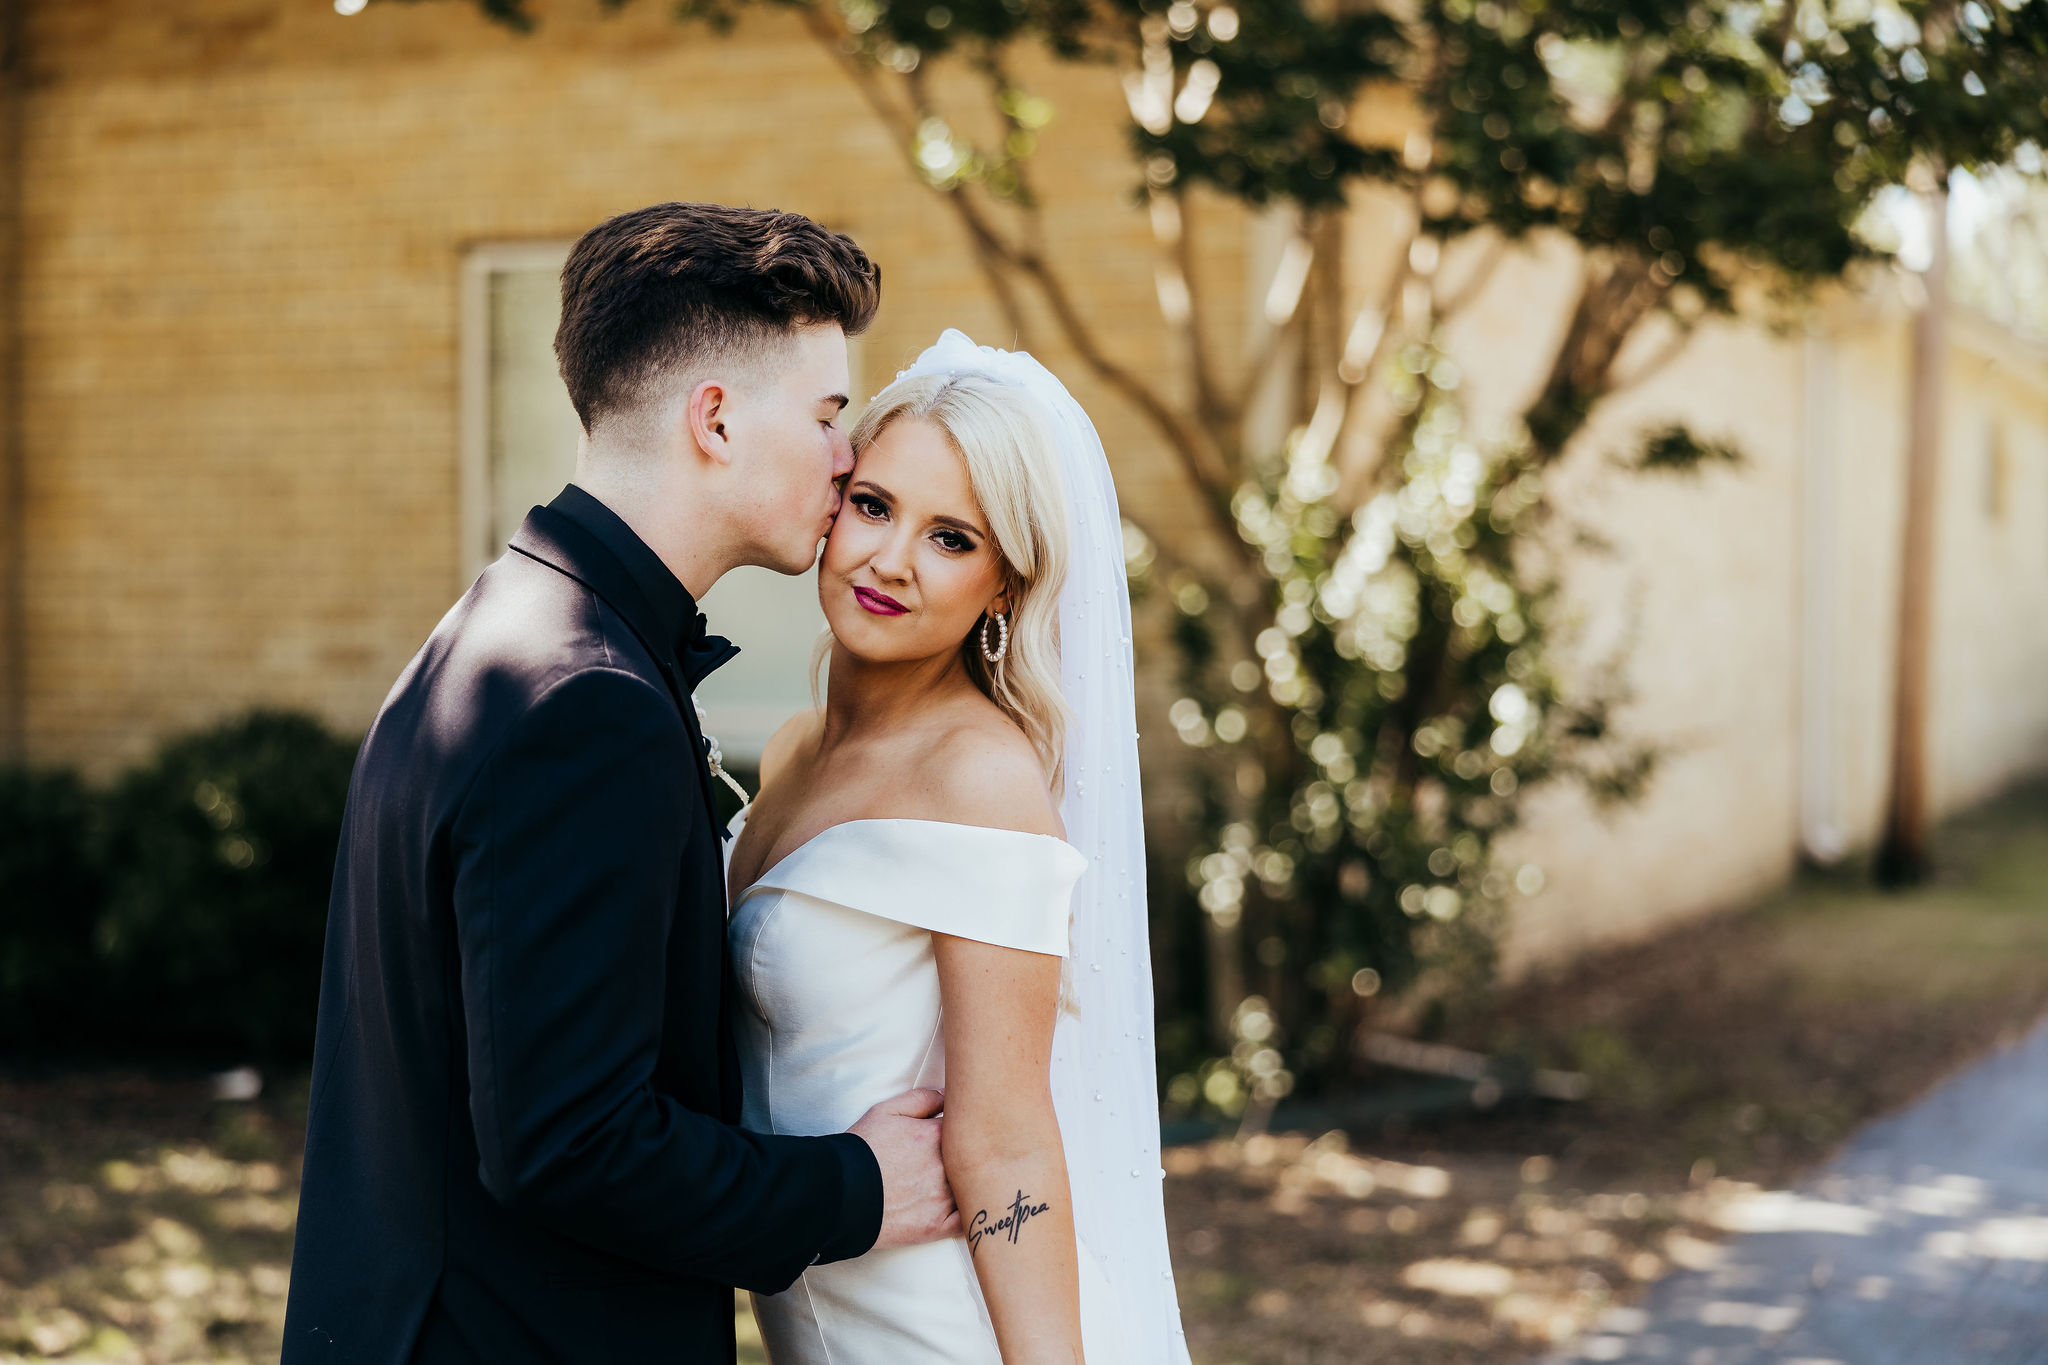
[730,816,1079,909]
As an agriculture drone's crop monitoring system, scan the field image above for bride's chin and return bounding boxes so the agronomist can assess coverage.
[826,623,947,671]
[822,614,887,658]
[831,636,902,669]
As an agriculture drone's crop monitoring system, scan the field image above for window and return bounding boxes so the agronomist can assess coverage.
[459,244,840,762]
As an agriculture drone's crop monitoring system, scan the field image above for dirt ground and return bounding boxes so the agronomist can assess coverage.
[0,1077,298,1363]
[3,784,2044,1364]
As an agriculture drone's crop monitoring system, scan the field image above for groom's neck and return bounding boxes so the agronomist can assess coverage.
[572,456,732,602]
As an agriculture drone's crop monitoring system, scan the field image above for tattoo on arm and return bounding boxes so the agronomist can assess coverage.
[965,1189,1053,1255]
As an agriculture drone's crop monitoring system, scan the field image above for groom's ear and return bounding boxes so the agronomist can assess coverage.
[686,378,734,466]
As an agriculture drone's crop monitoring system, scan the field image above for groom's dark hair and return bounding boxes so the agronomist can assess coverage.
[555,202,881,432]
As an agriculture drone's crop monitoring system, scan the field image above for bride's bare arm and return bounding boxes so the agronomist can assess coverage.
[933,931,1085,1364]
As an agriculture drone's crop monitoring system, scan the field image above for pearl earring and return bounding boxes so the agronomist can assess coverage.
[980,611,1010,665]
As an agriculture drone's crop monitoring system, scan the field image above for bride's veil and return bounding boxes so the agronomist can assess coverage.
[900,331,1191,1362]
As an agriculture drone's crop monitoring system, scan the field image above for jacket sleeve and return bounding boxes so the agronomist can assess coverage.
[451,666,883,1291]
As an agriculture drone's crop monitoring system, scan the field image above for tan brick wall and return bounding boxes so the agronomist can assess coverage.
[15,0,2048,974]
[18,0,1233,776]
[0,2,22,760]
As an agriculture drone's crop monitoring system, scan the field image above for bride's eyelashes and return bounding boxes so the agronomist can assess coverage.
[848,491,982,556]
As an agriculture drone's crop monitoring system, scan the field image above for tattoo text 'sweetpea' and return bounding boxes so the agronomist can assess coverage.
[966,1189,1053,1254]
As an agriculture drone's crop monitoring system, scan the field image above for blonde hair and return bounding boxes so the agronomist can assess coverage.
[830,369,1072,791]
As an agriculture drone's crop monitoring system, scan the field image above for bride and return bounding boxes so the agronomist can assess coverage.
[723,332,1189,1363]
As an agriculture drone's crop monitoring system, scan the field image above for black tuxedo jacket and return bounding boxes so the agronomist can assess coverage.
[283,486,881,1365]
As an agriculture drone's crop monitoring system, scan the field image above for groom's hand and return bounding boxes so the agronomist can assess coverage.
[849,1088,959,1250]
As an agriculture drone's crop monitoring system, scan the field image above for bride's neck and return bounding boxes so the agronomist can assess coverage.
[821,642,976,744]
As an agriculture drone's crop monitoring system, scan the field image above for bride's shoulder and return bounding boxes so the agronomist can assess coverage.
[918,708,1063,841]
[758,708,824,788]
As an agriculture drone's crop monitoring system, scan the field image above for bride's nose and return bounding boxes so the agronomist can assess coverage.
[869,528,914,583]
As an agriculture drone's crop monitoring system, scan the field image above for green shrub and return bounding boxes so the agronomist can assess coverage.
[97,711,357,1063]
[0,767,108,1055]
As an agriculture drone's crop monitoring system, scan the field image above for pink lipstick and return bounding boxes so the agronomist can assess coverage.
[853,586,908,617]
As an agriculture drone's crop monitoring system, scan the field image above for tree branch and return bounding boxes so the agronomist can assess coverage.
[1228,212,1314,420]
[798,7,920,149]
[1603,312,1698,397]
[900,61,1037,347]
[1155,190,1231,439]
[1434,230,1507,321]
[1011,236,1243,539]
[1524,249,1671,458]
[796,10,1031,345]
[1328,206,1425,502]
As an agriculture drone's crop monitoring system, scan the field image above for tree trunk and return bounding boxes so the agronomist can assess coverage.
[1204,885,1247,1048]
[1523,253,1657,459]
[1876,185,1948,887]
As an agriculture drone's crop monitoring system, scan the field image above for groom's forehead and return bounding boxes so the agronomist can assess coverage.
[739,325,848,406]
[777,322,848,378]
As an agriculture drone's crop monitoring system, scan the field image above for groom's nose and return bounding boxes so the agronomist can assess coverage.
[830,431,855,480]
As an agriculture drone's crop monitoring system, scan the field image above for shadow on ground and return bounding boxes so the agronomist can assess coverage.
[0,1078,301,1363]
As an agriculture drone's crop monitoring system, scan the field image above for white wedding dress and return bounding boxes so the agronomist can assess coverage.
[727,815,1133,1362]
[716,329,1190,1365]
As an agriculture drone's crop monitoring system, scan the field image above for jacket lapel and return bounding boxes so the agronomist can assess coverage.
[508,507,728,849]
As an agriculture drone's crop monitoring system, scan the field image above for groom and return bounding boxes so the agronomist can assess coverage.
[283,204,956,1364]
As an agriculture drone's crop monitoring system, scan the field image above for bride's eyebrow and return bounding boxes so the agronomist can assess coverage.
[930,512,987,541]
[854,479,989,541]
